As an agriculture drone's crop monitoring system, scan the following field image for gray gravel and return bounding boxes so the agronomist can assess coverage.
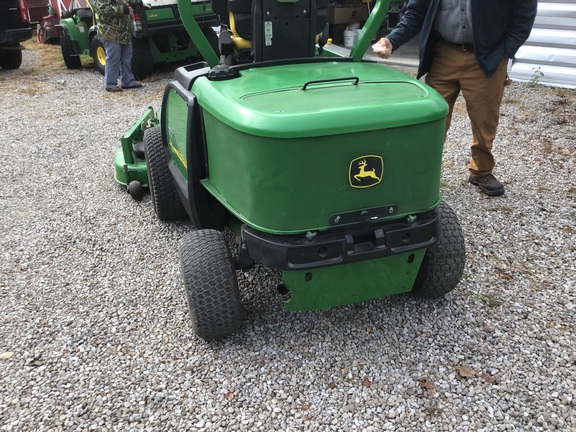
[1,44,575,431]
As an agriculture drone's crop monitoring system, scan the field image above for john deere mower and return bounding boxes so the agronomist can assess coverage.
[114,0,466,340]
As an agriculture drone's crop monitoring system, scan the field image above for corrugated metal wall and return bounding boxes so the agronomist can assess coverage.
[508,0,576,89]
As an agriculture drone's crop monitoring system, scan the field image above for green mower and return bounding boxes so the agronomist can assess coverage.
[114,0,466,340]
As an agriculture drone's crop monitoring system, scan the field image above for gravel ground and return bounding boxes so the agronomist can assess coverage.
[1,43,575,431]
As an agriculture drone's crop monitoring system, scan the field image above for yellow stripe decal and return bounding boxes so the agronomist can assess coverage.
[169,139,187,170]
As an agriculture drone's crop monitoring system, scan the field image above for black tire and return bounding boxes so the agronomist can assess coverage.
[0,48,23,70]
[131,38,153,80]
[60,31,81,69]
[128,180,143,201]
[144,126,187,220]
[91,36,106,75]
[410,201,466,298]
[179,229,243,340]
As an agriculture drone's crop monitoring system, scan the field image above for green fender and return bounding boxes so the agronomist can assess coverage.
[59,17,91,55]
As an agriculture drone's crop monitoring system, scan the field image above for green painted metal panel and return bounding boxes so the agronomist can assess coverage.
[145,7,175,21]
[193,62,447,138]
[242,81,426,113]
[60,18,90,54]
[201,110,444,234]
[189,3,213,15]
[114,107,156,187]
[164,88,190,178]
[282,250,425,310]
[193,61,447,233]
[318,45,342,58]
[113,147,148,187]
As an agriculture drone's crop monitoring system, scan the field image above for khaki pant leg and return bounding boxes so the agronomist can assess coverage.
[425,41,509,177]
[460,57,509,177]
[425,41,464,137]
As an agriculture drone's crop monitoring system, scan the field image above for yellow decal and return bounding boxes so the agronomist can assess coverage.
[168,133,187,170]
[349,155,383,188]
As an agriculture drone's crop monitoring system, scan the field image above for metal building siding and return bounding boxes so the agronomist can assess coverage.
[508,0,576,89]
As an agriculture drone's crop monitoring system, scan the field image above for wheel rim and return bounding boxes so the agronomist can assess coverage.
[96,46,106,66]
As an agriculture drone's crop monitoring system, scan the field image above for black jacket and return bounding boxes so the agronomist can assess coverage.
[386,0,538,77]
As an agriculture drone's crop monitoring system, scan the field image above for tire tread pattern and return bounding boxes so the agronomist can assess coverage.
[410,201,466,298]
[179,230,243,340]
[60,32,81,69]
[144,127,187,220]
[131,38,154,80]
[0,48,22,69]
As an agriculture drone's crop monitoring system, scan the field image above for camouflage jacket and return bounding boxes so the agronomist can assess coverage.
[94,0,132,44]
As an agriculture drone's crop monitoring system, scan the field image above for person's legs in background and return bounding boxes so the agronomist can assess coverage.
[103,40,121,91]
[460,57,508,194]
[426,40,508,196]
[119,42,140,89]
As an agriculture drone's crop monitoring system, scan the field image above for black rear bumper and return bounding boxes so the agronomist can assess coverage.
[241,209,439,271]
[0,27,32,46]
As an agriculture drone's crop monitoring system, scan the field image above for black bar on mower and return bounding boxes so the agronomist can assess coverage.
[241,209,439,271]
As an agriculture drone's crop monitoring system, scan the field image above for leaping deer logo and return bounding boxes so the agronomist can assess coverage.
[349,155,383,188]
[354,159,380,181]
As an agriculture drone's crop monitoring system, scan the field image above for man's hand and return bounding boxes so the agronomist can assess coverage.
[371,38,393,59]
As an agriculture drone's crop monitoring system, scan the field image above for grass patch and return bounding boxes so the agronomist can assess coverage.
[23,37,65,70]
[472,293,503,308]
[442,161,455,169]
[560,225,574,234]
[503,97,520,105]
[22,35,94,72]
[555,88,576,102]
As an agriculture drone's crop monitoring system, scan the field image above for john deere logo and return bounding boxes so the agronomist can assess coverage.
[349,155,383,188]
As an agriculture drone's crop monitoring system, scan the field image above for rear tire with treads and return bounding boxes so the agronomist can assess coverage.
[144,126,187,221]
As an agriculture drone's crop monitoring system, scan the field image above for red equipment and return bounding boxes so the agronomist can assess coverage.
[37,0,76,43]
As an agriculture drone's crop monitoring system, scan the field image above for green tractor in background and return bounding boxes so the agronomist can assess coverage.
[57,0,219,78]
[115,0,466,340]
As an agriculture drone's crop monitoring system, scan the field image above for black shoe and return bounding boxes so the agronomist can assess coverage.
[105,87,123,92]
[123,83,143,89]
[469,174,505,196]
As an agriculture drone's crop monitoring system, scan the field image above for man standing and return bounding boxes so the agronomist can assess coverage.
[94,0,143,92]
[373,0,537,196]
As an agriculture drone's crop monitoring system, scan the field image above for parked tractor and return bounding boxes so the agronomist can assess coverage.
[57,0,219,78]
[115,0,466,340]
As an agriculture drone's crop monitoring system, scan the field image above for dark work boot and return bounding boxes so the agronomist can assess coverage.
[469,174,505,197]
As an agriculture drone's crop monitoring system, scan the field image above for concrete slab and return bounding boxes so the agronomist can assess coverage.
[325,35,420,75]
[365,35,420,69]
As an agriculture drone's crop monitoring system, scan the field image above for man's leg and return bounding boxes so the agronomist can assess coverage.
[460,57,508,178]
[119,42,139,88]
[103,40,121,90]
[425,40,466,137]
[460,56,508,196]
